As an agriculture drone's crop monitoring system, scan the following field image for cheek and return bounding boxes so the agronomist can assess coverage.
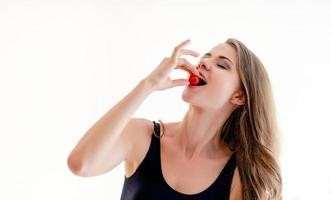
[208,77,238,104]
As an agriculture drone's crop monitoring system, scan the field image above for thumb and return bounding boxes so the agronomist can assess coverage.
[171,79,190,87]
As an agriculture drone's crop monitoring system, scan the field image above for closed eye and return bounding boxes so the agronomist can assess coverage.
[217,64,226,69]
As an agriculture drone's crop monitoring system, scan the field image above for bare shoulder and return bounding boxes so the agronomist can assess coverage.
[124,117,155,177]
[229,166,243,200]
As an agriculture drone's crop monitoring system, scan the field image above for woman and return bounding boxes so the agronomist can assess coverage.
[67,38,282,200]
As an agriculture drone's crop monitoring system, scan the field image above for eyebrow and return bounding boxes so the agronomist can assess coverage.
[202,53,233,65]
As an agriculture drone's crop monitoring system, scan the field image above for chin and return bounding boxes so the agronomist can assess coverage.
[181,91,202,106]
[181,88,193,103]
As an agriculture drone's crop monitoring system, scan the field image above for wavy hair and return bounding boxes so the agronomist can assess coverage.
[220,38,282,200]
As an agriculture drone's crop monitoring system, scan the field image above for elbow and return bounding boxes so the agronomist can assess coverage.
[67,154,85,177]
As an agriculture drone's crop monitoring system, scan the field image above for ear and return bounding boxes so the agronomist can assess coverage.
[230,89,246,106]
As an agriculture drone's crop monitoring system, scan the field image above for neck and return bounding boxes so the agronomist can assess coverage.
[175,105,234,161]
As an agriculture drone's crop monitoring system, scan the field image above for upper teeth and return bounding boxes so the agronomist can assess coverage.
[199,74,207,83]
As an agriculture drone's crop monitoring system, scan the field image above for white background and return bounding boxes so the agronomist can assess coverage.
[1,0,331,199]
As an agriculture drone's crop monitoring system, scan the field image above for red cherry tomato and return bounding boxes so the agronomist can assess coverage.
[189,74,200,85]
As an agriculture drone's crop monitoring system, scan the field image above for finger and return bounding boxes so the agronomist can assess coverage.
[171,39,191,59]
[178,49,200,58]
[179,64,200,77]
[176,58,200,75]
[171,79,190,87]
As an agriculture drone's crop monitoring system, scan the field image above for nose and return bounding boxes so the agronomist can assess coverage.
[197,61,210,71]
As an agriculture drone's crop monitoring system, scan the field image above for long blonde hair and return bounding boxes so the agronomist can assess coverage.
[220,38,282,199]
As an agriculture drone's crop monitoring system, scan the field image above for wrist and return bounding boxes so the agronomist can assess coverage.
[140,78,157,94]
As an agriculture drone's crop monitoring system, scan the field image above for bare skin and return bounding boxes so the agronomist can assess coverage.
[126,41,245,198]
[68,39,244,199]
[124,120,242,199]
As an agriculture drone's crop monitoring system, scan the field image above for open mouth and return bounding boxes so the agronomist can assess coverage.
[188,73,207,87]
[196,77,207,86]
[199,72,207,83]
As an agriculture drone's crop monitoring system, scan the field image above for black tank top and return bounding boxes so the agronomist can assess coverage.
[120,120,237,200]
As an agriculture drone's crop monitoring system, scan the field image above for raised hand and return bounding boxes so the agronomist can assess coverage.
[144,39,200,91]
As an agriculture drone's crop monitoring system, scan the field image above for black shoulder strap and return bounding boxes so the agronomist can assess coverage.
[152,120,161,138]
[219,152,237,193]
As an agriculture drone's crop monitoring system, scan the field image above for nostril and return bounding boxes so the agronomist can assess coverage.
[198,63,208,70]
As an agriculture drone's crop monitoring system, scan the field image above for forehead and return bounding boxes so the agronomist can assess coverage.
[209,43,237,67]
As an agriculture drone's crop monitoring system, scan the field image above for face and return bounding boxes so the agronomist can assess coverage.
[182,42,245,110]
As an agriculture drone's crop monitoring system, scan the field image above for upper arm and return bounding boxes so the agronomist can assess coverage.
[99,117,150,174]
[98,118,150,177]
[229,167,243,200]
[69,117,151,177]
